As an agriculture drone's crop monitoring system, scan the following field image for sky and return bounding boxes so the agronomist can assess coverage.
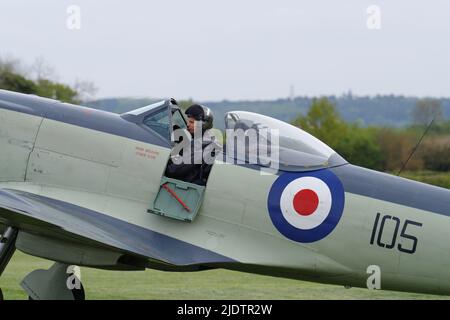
[0,0,449,101]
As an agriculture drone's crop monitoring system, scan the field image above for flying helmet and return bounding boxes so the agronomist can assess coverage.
[185,104,214,130]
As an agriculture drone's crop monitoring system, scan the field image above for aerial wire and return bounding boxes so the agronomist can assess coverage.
[397,114,436,176]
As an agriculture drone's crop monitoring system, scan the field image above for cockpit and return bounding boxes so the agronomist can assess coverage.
[121,100,347,172]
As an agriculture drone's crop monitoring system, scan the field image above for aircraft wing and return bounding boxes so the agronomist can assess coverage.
[0,188,234,267]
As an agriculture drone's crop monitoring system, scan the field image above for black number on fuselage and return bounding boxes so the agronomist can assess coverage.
[398,220,423,254]
[370,213,422,254]
[370,212,380,245]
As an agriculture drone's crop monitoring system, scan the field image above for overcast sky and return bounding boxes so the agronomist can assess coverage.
[1,0,449,101]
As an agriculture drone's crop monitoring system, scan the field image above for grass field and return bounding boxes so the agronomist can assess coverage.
[1,251,449,300]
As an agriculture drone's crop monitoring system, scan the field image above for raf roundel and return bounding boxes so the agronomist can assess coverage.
[267,170,345,243]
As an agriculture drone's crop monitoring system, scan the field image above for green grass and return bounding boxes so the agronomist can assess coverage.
[1,251,449,300]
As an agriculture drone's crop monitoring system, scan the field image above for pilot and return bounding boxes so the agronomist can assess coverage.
[165,104,214,186]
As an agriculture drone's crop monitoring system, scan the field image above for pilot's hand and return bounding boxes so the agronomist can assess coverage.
[171,154,183,165]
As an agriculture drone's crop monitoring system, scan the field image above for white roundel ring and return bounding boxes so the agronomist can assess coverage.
[267,170,345,243]
[279,177,332,230]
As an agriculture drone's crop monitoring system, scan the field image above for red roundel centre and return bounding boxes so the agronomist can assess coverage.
[293,189,319,216]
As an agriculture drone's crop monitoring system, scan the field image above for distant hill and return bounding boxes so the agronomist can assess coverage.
[85,94,450,129]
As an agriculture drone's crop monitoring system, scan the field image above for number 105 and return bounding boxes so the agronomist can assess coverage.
[370,213,423,254]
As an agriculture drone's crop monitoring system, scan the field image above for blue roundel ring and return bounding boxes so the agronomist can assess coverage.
[267,169,345,243]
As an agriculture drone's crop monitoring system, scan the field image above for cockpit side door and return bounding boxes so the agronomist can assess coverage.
[114,100,183,204]
[122,100,206,222]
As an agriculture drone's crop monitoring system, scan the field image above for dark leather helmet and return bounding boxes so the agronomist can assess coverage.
[185,104,213,130]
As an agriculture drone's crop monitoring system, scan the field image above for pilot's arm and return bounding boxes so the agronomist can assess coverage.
[164,139,202,183]
[165,157,198,179]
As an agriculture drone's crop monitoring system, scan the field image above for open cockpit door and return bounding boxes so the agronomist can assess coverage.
[147,177,205,222]
[122,99,209,223]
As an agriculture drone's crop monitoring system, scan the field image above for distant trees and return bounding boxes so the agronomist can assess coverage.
[337,125,383,171]
[292,97,346,148]
[291,97,450,173]
[0,69,37,94]
[412,98,443,126]
[376,128,423,172]
[73,80,98,102]
[406,99,450,172]
[34,78,79,103]
[420,137,450,171]
[292,98,383,170]
[0,56,95,104]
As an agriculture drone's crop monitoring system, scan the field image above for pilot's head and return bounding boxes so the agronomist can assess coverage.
[185,104,213,135]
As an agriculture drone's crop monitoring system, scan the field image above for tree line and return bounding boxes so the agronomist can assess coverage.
[0,56,96,104]
[292,97,450,172]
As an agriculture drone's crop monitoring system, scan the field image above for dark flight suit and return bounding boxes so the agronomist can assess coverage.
[165,139,214,186]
